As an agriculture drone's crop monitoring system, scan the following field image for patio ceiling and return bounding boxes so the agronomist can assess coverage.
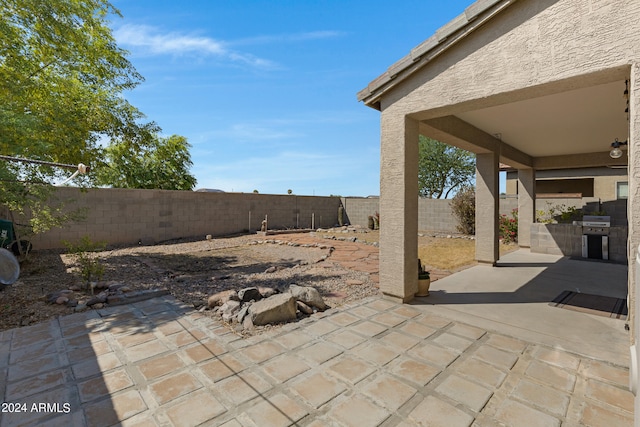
[413,77,630,171]
[455,79,629,160]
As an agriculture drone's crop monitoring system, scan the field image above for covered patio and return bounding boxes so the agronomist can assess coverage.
[358,0,640,422]
[421,249,628,366]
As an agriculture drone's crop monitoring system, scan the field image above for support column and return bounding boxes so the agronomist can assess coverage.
[379,113,419,302]
[628,64,640,415]
[475,151,500,265]
[517,168,536,248]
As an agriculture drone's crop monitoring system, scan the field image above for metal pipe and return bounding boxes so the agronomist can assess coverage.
[0,155,90,172]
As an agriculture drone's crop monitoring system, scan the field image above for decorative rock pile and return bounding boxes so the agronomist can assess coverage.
[207,284,329,332]
[46,281,168,312]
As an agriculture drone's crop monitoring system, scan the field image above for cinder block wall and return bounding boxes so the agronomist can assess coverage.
[19,189,630,250]
[340,198,380,228]
[28,188,341,249]
[530,223,628,263]
[342,197,458,232]
[417,199,457,232]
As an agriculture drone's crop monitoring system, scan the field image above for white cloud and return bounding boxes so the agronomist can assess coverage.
[193,123,303,144]
[229,30,346,46]
[190,111,371,145]
[113,24,276,68]
[114,25,345,69]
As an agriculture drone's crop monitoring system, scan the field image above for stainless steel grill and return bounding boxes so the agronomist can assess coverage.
[581,215,611,259]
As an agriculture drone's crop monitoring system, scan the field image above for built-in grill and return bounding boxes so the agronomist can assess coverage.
[581,215,611,260]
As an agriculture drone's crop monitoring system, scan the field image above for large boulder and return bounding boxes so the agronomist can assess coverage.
[248,293,297,326]
[288,284,328,311]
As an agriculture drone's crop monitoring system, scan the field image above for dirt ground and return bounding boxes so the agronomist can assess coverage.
[0,234,379,332]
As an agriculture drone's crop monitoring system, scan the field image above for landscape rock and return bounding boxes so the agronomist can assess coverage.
[220,300,241,322]
[46,290,75,304]
[249,293,297,326]
[207,290,238,308]
[258,287,278,298]
[237,303,252,323]
[73,303,87,312]
[108,282,127,291]
[242,314,255,331]
[289,284,328,311]
[296,300,314,315]
[86,292,107,307]
[264,266,278,274]
[97,281,117,290]
[238,287,262,302]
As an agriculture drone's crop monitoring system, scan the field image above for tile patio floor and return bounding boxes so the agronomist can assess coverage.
[0,290,634,426]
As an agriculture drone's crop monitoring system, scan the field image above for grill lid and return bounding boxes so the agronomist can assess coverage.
[582,215,611,227]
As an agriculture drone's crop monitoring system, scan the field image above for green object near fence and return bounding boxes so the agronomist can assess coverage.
[0,219,15,248]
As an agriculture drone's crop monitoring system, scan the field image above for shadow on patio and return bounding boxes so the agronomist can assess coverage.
[411,249,630,366]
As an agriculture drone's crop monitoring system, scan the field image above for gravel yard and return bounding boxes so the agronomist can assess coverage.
[0,233,379,332]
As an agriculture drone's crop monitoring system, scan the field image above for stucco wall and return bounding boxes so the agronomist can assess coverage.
[381,0,640,116]
[506,168,628,201]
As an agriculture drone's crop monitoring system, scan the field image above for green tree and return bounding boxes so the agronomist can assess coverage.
[0,0,154,231]
[96,134,197,190]
[418,135,475,199]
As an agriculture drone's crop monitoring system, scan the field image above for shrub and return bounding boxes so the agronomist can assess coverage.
[64,236,106,290]
[499,208,518,244]
[536,202,594,224]
[451,186,475,235]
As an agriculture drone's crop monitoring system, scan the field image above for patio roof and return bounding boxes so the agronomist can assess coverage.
[357,0,516,109]
[358,0,629,170]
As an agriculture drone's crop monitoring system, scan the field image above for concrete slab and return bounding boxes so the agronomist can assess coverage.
[419,249,629,365]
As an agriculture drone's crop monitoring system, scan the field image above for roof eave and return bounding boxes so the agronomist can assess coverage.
[358,0,518,110]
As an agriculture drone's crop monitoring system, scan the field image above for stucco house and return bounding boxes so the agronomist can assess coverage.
[504,166,628,201]
[358,0,640,420]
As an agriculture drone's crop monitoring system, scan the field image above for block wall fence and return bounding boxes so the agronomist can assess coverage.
[23,188,341,250]
[13,188,628,250]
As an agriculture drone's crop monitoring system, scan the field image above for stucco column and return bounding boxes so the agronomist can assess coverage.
[475,151,499,264]
[379,113,419,302]
[517,168,536,248]
[629,64,640,413]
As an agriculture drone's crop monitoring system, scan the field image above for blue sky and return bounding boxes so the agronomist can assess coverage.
[109,0,501,196]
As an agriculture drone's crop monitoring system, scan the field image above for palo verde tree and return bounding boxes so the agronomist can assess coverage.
[418,135,475,199]
[0,0,156,232]
[96,134,197,190]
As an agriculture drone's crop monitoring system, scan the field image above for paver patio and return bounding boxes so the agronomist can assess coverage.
[0,238,634,426]
[0,288,633,426]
